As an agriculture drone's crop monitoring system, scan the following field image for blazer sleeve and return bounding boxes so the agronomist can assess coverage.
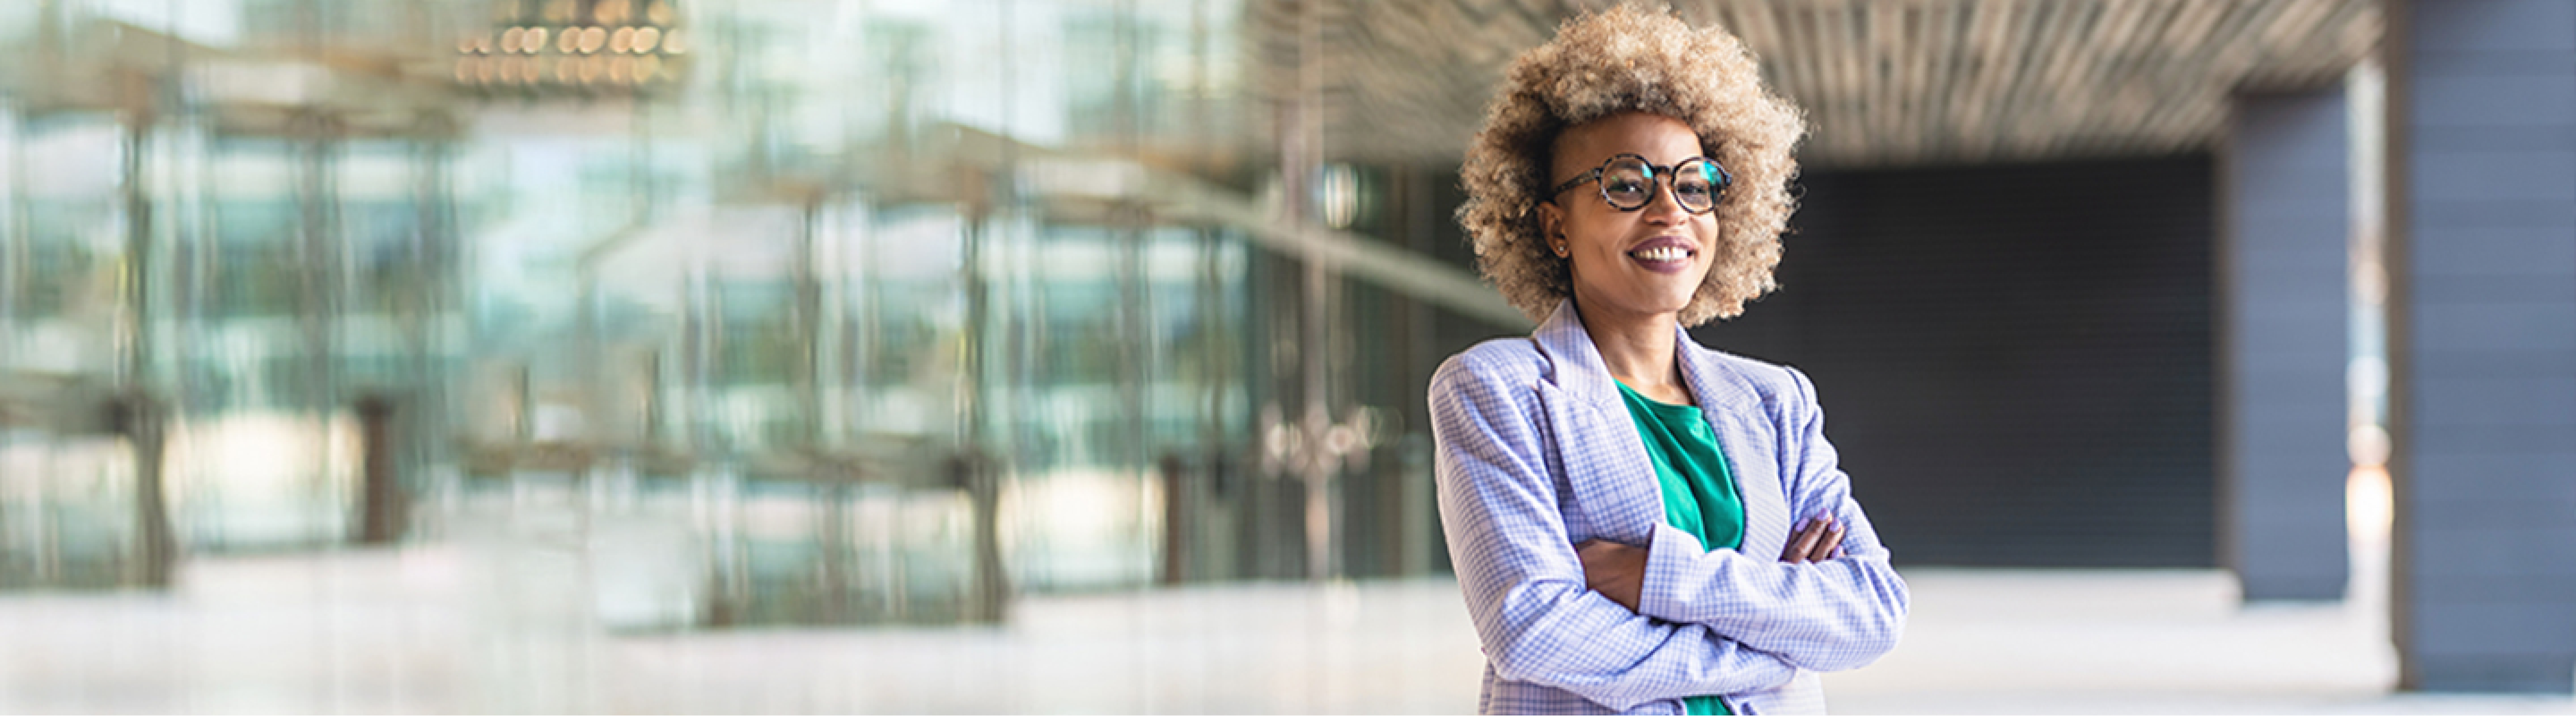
[1431,351,1797,711]
[1632,365,1911,673]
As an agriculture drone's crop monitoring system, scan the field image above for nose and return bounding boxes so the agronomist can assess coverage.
[1640,177,1690,224]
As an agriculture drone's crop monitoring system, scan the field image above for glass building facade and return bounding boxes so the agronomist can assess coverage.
[0,0,1513,624]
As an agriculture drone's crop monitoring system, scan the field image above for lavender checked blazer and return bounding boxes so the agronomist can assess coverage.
[1429,300,1910,715]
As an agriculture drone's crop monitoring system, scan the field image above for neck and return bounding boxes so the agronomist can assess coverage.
[1574,300,1682,390]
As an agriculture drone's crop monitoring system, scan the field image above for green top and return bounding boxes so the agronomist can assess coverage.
[1614,379,1746,716]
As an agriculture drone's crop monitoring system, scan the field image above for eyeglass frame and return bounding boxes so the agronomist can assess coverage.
[1544,153,1732,215]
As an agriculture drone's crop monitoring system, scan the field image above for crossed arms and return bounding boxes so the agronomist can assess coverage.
[1429,354,1909,710]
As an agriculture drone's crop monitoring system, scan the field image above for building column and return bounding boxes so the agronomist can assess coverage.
[2220,88,2352,602]
[2387,0,2576,693]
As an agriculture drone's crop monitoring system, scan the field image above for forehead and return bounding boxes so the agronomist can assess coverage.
[1552,113,1704,172]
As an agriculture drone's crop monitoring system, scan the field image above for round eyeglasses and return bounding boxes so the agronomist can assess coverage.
[1547,153,1731,215]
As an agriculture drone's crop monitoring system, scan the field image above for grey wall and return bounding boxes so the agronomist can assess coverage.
[1696,156,2216,568]
[2222,89,2353,602]
[2392,0,2576,693]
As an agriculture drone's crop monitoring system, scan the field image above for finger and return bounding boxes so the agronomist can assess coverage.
[1784,519,1826,562]
[1810,520,1847,561]
[1780,521,1812,560]
[1803,517,1837,561]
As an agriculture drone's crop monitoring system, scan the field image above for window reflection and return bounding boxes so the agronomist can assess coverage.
[0,0,1484,629]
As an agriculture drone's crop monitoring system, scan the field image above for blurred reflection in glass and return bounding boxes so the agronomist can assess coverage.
[0,0,1488,644]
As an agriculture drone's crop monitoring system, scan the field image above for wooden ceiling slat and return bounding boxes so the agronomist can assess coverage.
[1951,0,2015,159]
[1261,0,2377,167]
[2008,0,2082,156]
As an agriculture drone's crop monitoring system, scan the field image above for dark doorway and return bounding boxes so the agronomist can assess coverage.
[1696,156,2218,567]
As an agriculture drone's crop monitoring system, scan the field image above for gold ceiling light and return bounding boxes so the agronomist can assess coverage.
[456,0,690,98]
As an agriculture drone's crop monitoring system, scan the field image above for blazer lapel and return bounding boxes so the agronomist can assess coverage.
[1677,329,1792,560]
[1531,300,1662,546]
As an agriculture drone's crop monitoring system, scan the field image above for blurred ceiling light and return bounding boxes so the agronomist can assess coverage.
[1317,164,1359,229]
[457,0,687,96]
[2348,464,2392,545]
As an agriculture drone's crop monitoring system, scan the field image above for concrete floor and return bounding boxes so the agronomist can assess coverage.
[0,545,2569,714]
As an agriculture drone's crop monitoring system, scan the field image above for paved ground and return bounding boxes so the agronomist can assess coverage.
[0,543,2568,714]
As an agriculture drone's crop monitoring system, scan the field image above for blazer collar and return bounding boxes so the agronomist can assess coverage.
[1532,298,1792,555]
[1532,299,1621,406]
[1533,298,1761,410]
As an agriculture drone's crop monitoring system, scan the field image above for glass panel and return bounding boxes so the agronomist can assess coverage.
[0,0,1479,625]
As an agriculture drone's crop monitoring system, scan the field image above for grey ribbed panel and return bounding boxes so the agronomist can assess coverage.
[2394,0,2576,693]
[2221,90,2353,603]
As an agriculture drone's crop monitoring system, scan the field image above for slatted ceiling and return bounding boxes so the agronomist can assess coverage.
[1252,0,2377,168]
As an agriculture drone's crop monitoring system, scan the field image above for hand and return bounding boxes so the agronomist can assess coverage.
[1575,539,1648,612]
[1781,513,1846,563]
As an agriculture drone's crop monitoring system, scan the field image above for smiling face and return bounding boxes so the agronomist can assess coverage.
[1536,112,1722,327]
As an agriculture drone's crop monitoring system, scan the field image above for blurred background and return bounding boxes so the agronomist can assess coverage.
[0,0,2569,712]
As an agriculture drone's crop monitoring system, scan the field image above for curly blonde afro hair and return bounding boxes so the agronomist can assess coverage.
[1457,4,1805,326]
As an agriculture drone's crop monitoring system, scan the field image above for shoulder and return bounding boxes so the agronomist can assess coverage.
[1428,338,1554,433]
[1431,337,1548,396]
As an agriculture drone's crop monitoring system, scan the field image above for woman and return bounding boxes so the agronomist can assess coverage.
[1430,7,1908,715]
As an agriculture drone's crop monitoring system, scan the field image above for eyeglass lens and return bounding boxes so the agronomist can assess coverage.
[1600,156,1720,213]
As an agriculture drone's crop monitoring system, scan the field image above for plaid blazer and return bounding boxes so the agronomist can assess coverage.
[1429,300,1909,715]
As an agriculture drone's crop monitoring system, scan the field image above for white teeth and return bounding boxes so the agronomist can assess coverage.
[1631,246,1689,261]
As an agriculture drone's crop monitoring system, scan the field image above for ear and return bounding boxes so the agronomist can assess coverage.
[1535,201,1566,254]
